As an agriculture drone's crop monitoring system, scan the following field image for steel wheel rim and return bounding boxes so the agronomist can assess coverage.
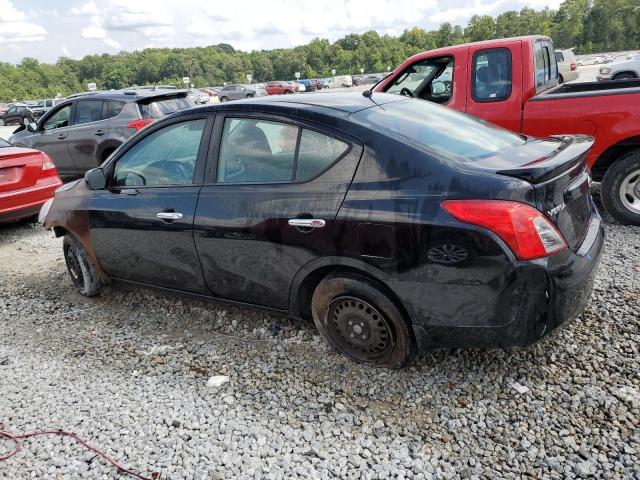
[619,168,640,214]
[427,243,469,264]
[65,245,84,288]
[327,296,394,362]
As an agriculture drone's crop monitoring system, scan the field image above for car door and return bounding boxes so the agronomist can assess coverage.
[4,107,17,124]
[31,103,74,173]
[89,114,213,292]
[193,114,363,309]
[67,99,110,172]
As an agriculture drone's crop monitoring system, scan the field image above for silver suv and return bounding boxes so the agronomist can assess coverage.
[9,89,194,176]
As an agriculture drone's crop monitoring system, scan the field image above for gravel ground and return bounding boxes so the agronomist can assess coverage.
[0,194,639,480]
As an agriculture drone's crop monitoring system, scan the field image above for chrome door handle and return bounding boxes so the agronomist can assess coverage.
[288,218,325,228]
[157,212,183,220]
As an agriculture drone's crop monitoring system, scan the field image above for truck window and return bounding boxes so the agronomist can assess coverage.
[534,40,558,91]
[472,48,512,102]
[385,57,453,104]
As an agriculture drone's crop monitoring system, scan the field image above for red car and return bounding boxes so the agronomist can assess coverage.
[376,35,640,225]
[265,81,297,95]
[0,138,62,223]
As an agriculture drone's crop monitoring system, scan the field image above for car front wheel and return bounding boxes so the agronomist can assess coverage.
[601,150,640,225]
[311,273,415,368]
[63,234,102,296]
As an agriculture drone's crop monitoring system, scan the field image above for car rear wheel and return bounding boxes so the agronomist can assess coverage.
[311,273,415,369]
[601,150,640,225]
[63,234,102,297]
[246,94,253,98]
[219,96,228,102]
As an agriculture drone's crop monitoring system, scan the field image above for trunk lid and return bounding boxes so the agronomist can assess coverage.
[495,135,594,250]
[0,147,44,193]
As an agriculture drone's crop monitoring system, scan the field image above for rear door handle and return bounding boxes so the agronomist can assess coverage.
[157,212,183,220]
[94,130,105,136]
[288,218,325,228]
[57,134,66,140]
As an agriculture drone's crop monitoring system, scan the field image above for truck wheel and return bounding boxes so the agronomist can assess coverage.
[311,273,415,369]
[601,150,640,225]
[63,234,102,297]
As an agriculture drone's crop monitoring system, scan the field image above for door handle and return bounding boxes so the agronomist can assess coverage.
[94,130,105,136]
[288,218,325,228]
[57,134,66,140]
[157,212,183,220]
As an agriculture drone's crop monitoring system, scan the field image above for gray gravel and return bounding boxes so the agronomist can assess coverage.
[0,199,639,479]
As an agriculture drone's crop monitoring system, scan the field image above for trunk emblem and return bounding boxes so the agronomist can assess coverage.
[548,203,566,217]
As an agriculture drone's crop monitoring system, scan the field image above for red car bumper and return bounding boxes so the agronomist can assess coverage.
[0,176,63,223]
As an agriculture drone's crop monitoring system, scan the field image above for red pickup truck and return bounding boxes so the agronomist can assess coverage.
[375,35,640,225]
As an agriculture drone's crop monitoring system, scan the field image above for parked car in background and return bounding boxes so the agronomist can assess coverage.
[332,75,353,88]
[376,35,640,225]
[0,104,41,126]
[218,84,266,102]
[597,54,640,81]
[42,92,603,368]
[322,78,332,88]
[555,49,579,83]
[265,81,296,95]
[298,79,319,92]
[0,138,62,223]
[9,89,194,176]
[295,82,306,92]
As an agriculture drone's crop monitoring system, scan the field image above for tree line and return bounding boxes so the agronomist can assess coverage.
[0,0,638,102]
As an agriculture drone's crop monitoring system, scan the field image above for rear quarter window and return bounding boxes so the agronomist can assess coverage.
[138,96,194,119]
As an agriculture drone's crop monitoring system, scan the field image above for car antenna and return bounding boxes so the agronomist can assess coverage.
[362,88,383,108]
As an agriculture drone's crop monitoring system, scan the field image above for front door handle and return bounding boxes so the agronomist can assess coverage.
[288,218,325,228]
[157,212,183,220]
[57,134,66,140]
[94,129,105,136]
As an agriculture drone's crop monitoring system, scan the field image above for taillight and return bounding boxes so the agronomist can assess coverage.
[441,200,567,260]
[127,119,154,131]
[39,153,58,178]
[570,63,577,71]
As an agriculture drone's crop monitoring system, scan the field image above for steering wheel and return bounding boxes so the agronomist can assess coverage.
[400,87,414,98]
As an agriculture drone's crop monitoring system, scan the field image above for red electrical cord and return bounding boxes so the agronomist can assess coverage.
[0,423,161,479]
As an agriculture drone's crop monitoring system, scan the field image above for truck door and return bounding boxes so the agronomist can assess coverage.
[465,44,523,132]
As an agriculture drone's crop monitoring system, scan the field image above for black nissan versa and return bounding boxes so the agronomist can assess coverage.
[40,92,604,368]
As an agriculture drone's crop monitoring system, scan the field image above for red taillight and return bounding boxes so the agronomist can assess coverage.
[39,153,58,179]
[127,119,154,131]
[441,200,567,260]
[570,63,577,71]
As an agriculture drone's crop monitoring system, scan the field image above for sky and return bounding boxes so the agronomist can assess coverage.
[1,0,563,64]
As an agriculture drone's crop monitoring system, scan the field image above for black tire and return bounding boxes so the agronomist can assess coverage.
[311,274,415,368]
[284,90,291,94]
[246,94,253,98]
[613,73,636,80]
[601,150,640,225]
[219,96,227,102]
[63,234,102,297]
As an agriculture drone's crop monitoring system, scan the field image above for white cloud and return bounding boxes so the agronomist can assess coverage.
[81,16,107,39]
[0,0,46,44]
[62,45,70,56]
[103,37,122,49]
[70,1,100,16]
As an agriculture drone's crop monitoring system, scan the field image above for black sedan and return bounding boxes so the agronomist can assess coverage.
[40,92,604,368]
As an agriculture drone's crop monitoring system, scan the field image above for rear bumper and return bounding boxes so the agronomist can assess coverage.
[412,211,605,349]
[0,177,63,223]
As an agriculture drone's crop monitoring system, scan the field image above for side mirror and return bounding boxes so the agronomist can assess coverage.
[27,122,38,133]
[85,168,106,190]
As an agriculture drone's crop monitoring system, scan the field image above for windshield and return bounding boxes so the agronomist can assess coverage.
[353,99,525,160]
[138,96,194,119]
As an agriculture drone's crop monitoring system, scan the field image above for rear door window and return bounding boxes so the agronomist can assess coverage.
[74,100,104,125]
[102,100,126,120]
[472,48,512,102]
[296,129,349,180]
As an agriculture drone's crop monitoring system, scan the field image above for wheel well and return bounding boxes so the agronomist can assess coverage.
[295,266,412,326]
[613,71,638,79]
[591,136,640,181]
[52,226,68,238]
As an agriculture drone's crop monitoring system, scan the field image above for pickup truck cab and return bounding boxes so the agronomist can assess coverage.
[375,35,640,225]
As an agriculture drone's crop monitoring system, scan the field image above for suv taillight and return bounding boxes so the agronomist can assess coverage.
[570,63,577,71]
[127,119,154,131]
[441,200,567,260]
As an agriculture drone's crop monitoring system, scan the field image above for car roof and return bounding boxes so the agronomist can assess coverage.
[66,88,188,102]
[207,91,405,114]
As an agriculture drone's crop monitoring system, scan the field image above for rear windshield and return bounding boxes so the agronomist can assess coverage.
[353,99,525,160]
[0,138,11,147]
[138,96,194,119]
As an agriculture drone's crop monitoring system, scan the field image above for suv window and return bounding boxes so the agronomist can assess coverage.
[385,57,453,104]
[472,48,512,102]
[555,51,565,62]
[113,119,206,187]
[75,100,103,125]
[217,118,298,183]
[102,100,126,119]
[43,105,71,130]
[297,129,349,180]
[138,96,194,119]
